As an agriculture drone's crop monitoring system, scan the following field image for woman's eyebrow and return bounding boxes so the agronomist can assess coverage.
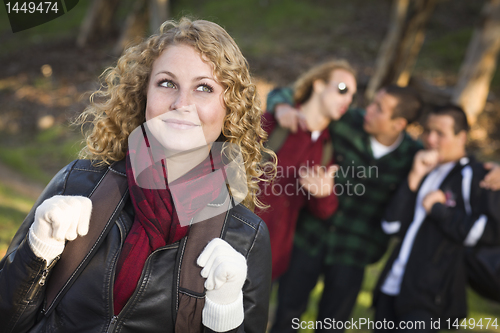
[155,70,176,77]
[194,76,216,82]
[153,72,215,82]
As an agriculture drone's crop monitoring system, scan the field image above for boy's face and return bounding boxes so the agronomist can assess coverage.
[363,90,402,137]
[422,114,466,163]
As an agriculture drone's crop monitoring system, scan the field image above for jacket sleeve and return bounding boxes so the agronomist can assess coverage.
[265,87,294,114]
[204,220,272,333]
[241,219,272,333]
[381,179,418,236]
[428,187,500,246]
[0,161,76,333]
[306,192,338,220]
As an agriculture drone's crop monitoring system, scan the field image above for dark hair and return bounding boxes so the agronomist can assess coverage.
[428,104,470,134]
[383,85,423,124]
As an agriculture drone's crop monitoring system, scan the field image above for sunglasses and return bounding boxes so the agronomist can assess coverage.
[337,82,348,95]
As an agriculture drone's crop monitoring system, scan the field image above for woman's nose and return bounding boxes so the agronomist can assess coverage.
[170,90,192,111]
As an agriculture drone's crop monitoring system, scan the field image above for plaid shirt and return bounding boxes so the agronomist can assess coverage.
[267,88,423,267]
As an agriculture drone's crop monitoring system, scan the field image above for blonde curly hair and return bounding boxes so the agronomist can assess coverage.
[76,17,276,210]
[293,59,356,105]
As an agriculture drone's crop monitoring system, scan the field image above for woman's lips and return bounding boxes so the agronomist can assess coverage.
[162,119,200,130]
[340,107,348,115]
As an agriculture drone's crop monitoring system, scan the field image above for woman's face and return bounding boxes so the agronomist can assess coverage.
[316,69,357,121]
[145,44,226,153]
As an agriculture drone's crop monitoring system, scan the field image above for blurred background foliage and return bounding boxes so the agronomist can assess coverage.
[1,0,500,332]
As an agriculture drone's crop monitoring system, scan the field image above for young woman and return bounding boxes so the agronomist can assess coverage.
[0,18,275,333]
[257,60,357,280]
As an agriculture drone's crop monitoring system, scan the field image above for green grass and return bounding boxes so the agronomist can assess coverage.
[0,183,34,257]
[0,125,84,184]
[268,258,500,333]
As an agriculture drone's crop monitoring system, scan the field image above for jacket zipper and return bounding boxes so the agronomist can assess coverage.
[41,256,60,285]
[26,256,60,302]
[38,269,49,286]
[106,243,179,332]
[106,218,126,333]
[107,316,118,333]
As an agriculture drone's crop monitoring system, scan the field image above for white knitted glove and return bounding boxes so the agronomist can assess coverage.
[28,195,92,262]
[197,238,247,332]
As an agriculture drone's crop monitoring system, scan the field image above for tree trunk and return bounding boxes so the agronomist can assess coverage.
[76,0,121,48]
[113,0,149,56]
[149,0,170,34]
[365,0,437,101]
[365,0,409,101]
[391,0,437,87]
[451,0,500,125]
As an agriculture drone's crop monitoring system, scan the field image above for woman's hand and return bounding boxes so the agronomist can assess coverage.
[198,238,247,304]
[299,165,338,198]
[197,238,247,331]
[29,195,92,262]
[275,104,308,133]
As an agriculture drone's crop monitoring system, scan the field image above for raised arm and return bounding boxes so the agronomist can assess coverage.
[0,161,79,333]
[480,162,500,191]
[200,220,271,333]
[266,87,307,133]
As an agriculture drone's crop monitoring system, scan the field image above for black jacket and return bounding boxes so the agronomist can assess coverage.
[0,159,272,333]
[373,156,500,320]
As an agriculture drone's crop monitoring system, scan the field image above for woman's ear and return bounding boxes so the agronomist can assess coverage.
[312,79,327,95]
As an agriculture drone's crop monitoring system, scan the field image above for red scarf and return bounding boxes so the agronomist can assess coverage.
[113,125,224,314]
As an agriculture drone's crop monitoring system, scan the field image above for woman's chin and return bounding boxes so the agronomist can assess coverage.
[164,141,210,156]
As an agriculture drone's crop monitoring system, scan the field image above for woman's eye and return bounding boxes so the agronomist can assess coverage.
[196,84,213,93]
[160,80,176,88]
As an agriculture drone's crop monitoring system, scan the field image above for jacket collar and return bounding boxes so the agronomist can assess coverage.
[437,154,475,188]
[109,159,127,177]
